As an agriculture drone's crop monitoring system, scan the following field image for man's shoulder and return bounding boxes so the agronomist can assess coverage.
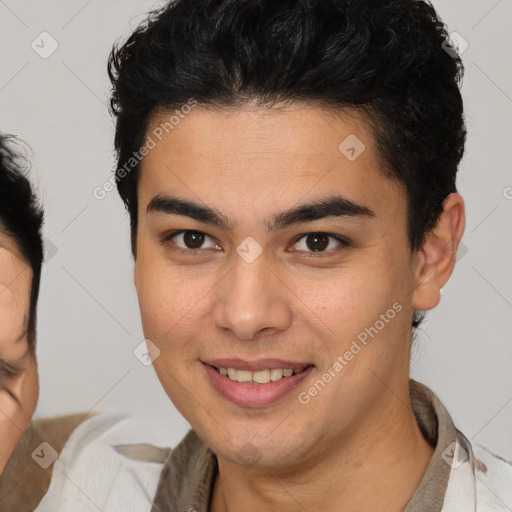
[472,443,512,510]
[442,434,512,512]
[32,410,177,512]
[0,412,96,512]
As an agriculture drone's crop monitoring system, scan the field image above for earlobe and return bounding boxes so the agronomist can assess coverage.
[411,193,465,312]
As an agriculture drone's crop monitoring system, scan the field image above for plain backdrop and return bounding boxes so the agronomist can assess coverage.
[0,0,511,457]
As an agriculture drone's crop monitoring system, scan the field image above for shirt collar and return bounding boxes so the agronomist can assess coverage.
[150,379,468,512]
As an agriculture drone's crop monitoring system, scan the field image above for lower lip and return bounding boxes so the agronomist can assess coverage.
[202,363,314,407]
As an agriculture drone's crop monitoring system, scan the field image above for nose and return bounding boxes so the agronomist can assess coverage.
[211,251,293,341]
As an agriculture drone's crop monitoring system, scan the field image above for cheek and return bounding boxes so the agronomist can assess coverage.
[299,264,396,330]
[300,261,409,373]
[135,261,207,411]
[135,264,174,339]
[134,257,207,352]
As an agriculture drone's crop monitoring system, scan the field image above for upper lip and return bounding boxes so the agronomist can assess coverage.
[203,358,313,372]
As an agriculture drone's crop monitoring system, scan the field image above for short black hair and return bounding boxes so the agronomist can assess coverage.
[108,0,466,328]
[0,134,44,349]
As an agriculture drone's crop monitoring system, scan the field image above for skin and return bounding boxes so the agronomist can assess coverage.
[0,230,38,475]
[134,105,465,511]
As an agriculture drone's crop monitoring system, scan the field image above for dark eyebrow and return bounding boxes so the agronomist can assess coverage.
[147,195,233,229]
[267,195,375,230]
[146,194,375,231]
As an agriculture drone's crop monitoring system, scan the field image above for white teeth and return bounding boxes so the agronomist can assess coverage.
[270,368,283,381]
[217,366,302,384]
[236,370,253,383]
[252,369,271,384]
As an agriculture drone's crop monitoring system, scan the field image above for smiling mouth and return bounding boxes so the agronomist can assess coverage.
[212,365,313,385]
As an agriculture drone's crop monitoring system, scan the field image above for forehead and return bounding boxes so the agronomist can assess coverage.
[0,231,32,349]
[0,231,32,290]
[138,105,404,221]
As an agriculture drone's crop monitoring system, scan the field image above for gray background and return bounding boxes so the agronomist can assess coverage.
[0,0,511,458]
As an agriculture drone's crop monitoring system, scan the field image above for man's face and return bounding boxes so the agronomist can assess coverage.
[134,106,423,468]
[0,230,38,471]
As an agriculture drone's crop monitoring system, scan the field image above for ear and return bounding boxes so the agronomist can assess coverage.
[411,193,465,312]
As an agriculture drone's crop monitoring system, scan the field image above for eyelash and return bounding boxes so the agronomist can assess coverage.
[0,360,20,377]
[161,230,350,258]
[0,360,21,404]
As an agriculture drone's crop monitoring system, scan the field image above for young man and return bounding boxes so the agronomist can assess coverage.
[34,0,512,510]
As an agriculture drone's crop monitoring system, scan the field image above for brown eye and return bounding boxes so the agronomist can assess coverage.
[305,233,330,252]
[162,230,221,253]
[292,232,348,255]
[182,231,205,249]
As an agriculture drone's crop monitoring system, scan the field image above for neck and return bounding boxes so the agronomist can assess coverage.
[210,382,434,512]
